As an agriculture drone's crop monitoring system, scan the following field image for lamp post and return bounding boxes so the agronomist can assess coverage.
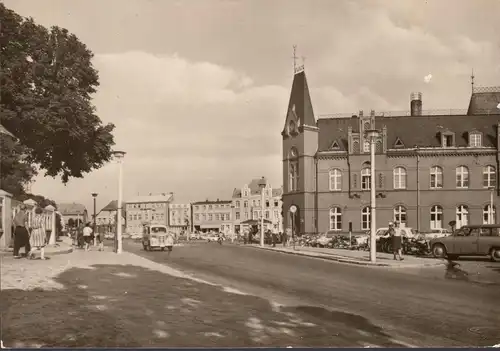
[488,186,496,224]
[112,150,126,254]
[365,129,380,263]
[258,177,266,247]
[92,193,98,246]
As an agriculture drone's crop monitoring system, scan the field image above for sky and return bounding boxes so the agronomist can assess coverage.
[4,0,500,213]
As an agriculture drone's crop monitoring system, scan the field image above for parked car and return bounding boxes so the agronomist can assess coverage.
[419,228,452,240]
[429,224,500,262]
[189,233,202,240]
[374,227,418,253]
[206,234,220,242]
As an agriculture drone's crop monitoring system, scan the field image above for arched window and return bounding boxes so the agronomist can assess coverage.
[329,207,342,231]
[235,201,240,208]
[483,205,497,224]
[329,168,342,191]
[430,205,443,229]
[455,166,469,188]
[393,205,407,224]
[289,147,299,192]
[430,166,443,189]
[393,167,407,189]
[483,165,496,188]
[456,205,469,229]
[361,167,371,190]
[361,207,371,230]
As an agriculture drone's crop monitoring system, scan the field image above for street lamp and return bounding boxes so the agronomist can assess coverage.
[92,193,98,246]
[112,150,126,254]
[364,129,380,263]
[488,186,496,224]
[258,177,266,247]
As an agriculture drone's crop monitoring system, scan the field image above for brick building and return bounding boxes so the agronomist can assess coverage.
[231,178,283,234]
[192,199,232,233]
[282,69,499,235]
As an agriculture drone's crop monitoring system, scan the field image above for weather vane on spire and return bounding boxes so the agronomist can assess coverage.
[471,68,475,93]
[292,45,305,74]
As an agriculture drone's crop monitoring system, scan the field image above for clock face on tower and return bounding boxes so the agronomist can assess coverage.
[288,120,296,134]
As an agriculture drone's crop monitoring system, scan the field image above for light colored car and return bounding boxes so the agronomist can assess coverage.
[429,224,500,261]
[420,228,452,240]
[206,234,220,242]
[375,227,417,239]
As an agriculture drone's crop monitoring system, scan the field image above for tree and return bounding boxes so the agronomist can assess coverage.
[0,134,36,195]
[0,4,115,183]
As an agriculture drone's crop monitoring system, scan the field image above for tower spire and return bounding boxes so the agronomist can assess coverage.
[471,68,475,93]
[292,45,297,74]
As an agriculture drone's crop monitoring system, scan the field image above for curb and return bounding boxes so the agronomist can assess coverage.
[248,245,445,268]
[0,245,73,256]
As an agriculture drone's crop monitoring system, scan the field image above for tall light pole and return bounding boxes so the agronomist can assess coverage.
[258,177,266,247]
[489,186,495,224]
[112,150,126,254]
[92,193,98,246]
[365,129,380,263]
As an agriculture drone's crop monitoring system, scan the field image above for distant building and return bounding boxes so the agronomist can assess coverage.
[281,69,499,235]
[231,178,283,234]
[168,203,191,235]
[96,200,126,233]
[58,203,88,227]
[125,193,173,234]
[192,199,232,233]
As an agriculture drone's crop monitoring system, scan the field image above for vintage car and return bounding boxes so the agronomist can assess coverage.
[429,224,500,262]
[142,224,169,251]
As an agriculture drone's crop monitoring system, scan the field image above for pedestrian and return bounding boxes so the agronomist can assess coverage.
[284,228,291,247]
[95,228,104,252]
[12,205,31,259]
[83,222,93,251]
[165,231,175,257]
[28,207,47,260]
[271,231,277,247]
[391,221,404,261]
[243,229,248,245]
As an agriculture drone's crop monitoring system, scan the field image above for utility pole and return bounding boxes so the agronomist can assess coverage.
[92,193,98,246]
[365,129,380,263]
[113,151,126,254]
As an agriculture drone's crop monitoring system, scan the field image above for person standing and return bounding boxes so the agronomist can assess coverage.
[392,221,404,261]
[271,231,277,247]
[284,228,291,247]
[82,222,93,251]
[13,205,31,258]
[28,207,47,260]
[165,231,175,257]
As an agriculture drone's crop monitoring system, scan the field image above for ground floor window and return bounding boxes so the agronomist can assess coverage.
[430,205,443,229]
[329,207,342,231]
[393,205,407,224]
[483,205,496,224]
[361,207,370,230]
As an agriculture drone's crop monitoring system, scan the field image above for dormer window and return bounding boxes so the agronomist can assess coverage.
[469,131,482,147]
[441,131,455,148]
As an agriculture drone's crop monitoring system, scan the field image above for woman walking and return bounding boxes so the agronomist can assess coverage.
[83,223,93,251]
[28,207,47,260]
[392,221,404,261]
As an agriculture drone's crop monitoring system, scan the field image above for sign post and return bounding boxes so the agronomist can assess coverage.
[349,221,352,250]
[289,205,297,251]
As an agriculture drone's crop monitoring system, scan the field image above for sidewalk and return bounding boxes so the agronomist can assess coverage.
[1,249,409,348]
[0,236,73,256]
[248,244,444,268]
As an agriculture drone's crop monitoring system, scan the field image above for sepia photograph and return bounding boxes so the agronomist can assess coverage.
[1,0,499,348]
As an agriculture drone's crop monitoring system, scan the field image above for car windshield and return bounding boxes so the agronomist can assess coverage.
[151,227,167,233]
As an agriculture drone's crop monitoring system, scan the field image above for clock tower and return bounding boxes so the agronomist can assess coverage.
[281,70,319,235]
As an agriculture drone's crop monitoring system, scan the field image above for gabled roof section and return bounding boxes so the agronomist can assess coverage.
[282,71,316,133]
[393,137,405,148]
[328,139,342,150]
[467,87,500,115]
[318,114,498,151]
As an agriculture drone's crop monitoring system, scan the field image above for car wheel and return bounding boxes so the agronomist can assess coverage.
[143,243,148,251]
[432,244,447,259]
[490,248,500,262]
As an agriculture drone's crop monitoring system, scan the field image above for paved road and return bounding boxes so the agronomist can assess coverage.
[122,240,499,347]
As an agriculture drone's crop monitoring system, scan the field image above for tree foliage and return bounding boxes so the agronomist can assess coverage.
[15,192,57,209]
[0,134,37,196]
[0,3,115,183]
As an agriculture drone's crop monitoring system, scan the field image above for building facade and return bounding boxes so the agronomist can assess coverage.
[125,194,173,234]
[58,203,88,227]
[231,178,283,234]
[192,199,232,233]
[168,203,191,235]
[282,70,499,235]
[96,200,126,234]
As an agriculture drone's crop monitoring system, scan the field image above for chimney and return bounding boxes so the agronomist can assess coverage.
[410,92,422,116]
[370,110,375,117]
[359,110,364,117]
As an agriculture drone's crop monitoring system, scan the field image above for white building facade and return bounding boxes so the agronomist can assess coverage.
[125,194,173,234]
[168,203,191,235]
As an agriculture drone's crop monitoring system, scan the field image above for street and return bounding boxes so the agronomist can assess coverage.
[123,240,500,347]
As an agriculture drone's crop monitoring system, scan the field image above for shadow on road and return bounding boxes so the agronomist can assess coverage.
[1,263,410,348]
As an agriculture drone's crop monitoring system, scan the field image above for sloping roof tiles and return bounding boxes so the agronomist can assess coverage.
[282,71,316,132]
[58,203,87,215]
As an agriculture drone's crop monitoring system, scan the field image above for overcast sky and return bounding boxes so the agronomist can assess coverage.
[4,0,500,212]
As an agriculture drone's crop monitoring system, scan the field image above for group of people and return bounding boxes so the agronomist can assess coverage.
[12,205,48,260]
[81,222,104,251]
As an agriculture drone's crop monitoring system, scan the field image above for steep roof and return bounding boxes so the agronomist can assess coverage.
[318,114,498,152]
[100,200,126,212]
[58,203,87,215]
[232,178,283,198]
[467,87,500,115]
[282,71,316,132]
